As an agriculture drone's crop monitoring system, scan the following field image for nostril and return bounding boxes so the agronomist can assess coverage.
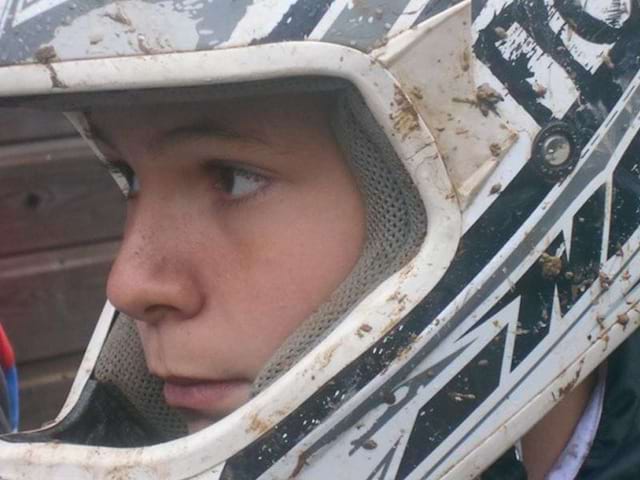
[143,304,175,322]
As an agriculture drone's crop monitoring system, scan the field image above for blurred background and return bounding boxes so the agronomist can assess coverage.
[0,108,124,430]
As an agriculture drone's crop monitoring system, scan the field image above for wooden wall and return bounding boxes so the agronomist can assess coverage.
[0,108,125,430]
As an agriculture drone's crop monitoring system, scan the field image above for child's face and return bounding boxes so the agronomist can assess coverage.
[89,93,366,433]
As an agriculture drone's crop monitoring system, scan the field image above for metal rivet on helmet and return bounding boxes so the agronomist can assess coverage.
[530,121,580,182]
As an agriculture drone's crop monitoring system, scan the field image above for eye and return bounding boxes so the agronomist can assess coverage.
[104,160,140,199]
[215,166,268,199]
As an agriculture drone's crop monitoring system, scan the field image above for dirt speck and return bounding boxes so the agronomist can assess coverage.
[601,50,615,69]
[533,83,547,98]
[617,313,630,329]
[489,183,502,195]
[410,86,424,100]
[452,83,504,116]
[391,86,420,139]
[557,360,583,399]
[490,143,502,157]
[35,45,58,63]
[382,390,396,405]
[137,34,153,54]
[362,439,378,450]
[89,32,104,45]
[475,84,505,116]
[599,272,611,291]
[357,323,373,338]
[103,8,132,26]
[461,49,470,72]
[387,291,408,304]
[395,342,412,361]
[289,450,310,479]
[494,27,508,39]
[34,45,67,88]
[539,253,563,278]
[319,343,339,369]
[248,413,270,435]
[48,66,66,88]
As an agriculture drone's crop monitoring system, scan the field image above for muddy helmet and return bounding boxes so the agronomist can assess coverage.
[1,0,639,478]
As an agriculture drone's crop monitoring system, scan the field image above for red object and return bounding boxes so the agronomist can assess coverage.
[0,324,15,370]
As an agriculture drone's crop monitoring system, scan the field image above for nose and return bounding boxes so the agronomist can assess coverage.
[107,201,205,324]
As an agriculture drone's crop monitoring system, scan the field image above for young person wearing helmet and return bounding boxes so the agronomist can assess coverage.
[0,0,639,479]
[90,92,368,434]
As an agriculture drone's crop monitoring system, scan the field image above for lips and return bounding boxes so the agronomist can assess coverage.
[162,377,250,416]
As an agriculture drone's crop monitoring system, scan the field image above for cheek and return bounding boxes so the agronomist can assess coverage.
[213,172,366,366]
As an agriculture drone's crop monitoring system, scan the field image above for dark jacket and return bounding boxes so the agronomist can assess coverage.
[483,330,640,479]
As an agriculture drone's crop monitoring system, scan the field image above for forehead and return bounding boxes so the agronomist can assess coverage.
[87,92,334,151]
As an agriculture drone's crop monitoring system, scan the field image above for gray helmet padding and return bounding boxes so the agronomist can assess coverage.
[93,313,188,439]
[92,81,427,439]
[252,88,427,392]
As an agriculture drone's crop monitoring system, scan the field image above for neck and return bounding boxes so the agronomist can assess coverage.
[520,372,597,480]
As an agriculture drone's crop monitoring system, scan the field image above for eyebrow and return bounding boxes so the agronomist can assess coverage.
[150,124,272,158]
[89,119,275,160]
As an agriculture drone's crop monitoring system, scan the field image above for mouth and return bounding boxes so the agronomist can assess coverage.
[162,376,251,419]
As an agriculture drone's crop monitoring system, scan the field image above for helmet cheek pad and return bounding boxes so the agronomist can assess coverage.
[1,0,639,479]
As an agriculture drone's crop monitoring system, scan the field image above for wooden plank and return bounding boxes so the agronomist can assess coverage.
[0,108,76,145]
[0,242,119,364]
[17,352,84,431]
[0,107,127,432]
[0,137,92,167]
[0,138,125,257]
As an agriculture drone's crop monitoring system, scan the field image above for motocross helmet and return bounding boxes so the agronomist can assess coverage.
[0,0,639,478]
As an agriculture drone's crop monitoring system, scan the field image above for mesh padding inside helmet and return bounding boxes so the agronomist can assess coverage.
[92,80,427,438]
[93,313,187,439]
[252,88,427,392]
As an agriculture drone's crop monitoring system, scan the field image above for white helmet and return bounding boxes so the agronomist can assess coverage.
[1,0,639,478]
